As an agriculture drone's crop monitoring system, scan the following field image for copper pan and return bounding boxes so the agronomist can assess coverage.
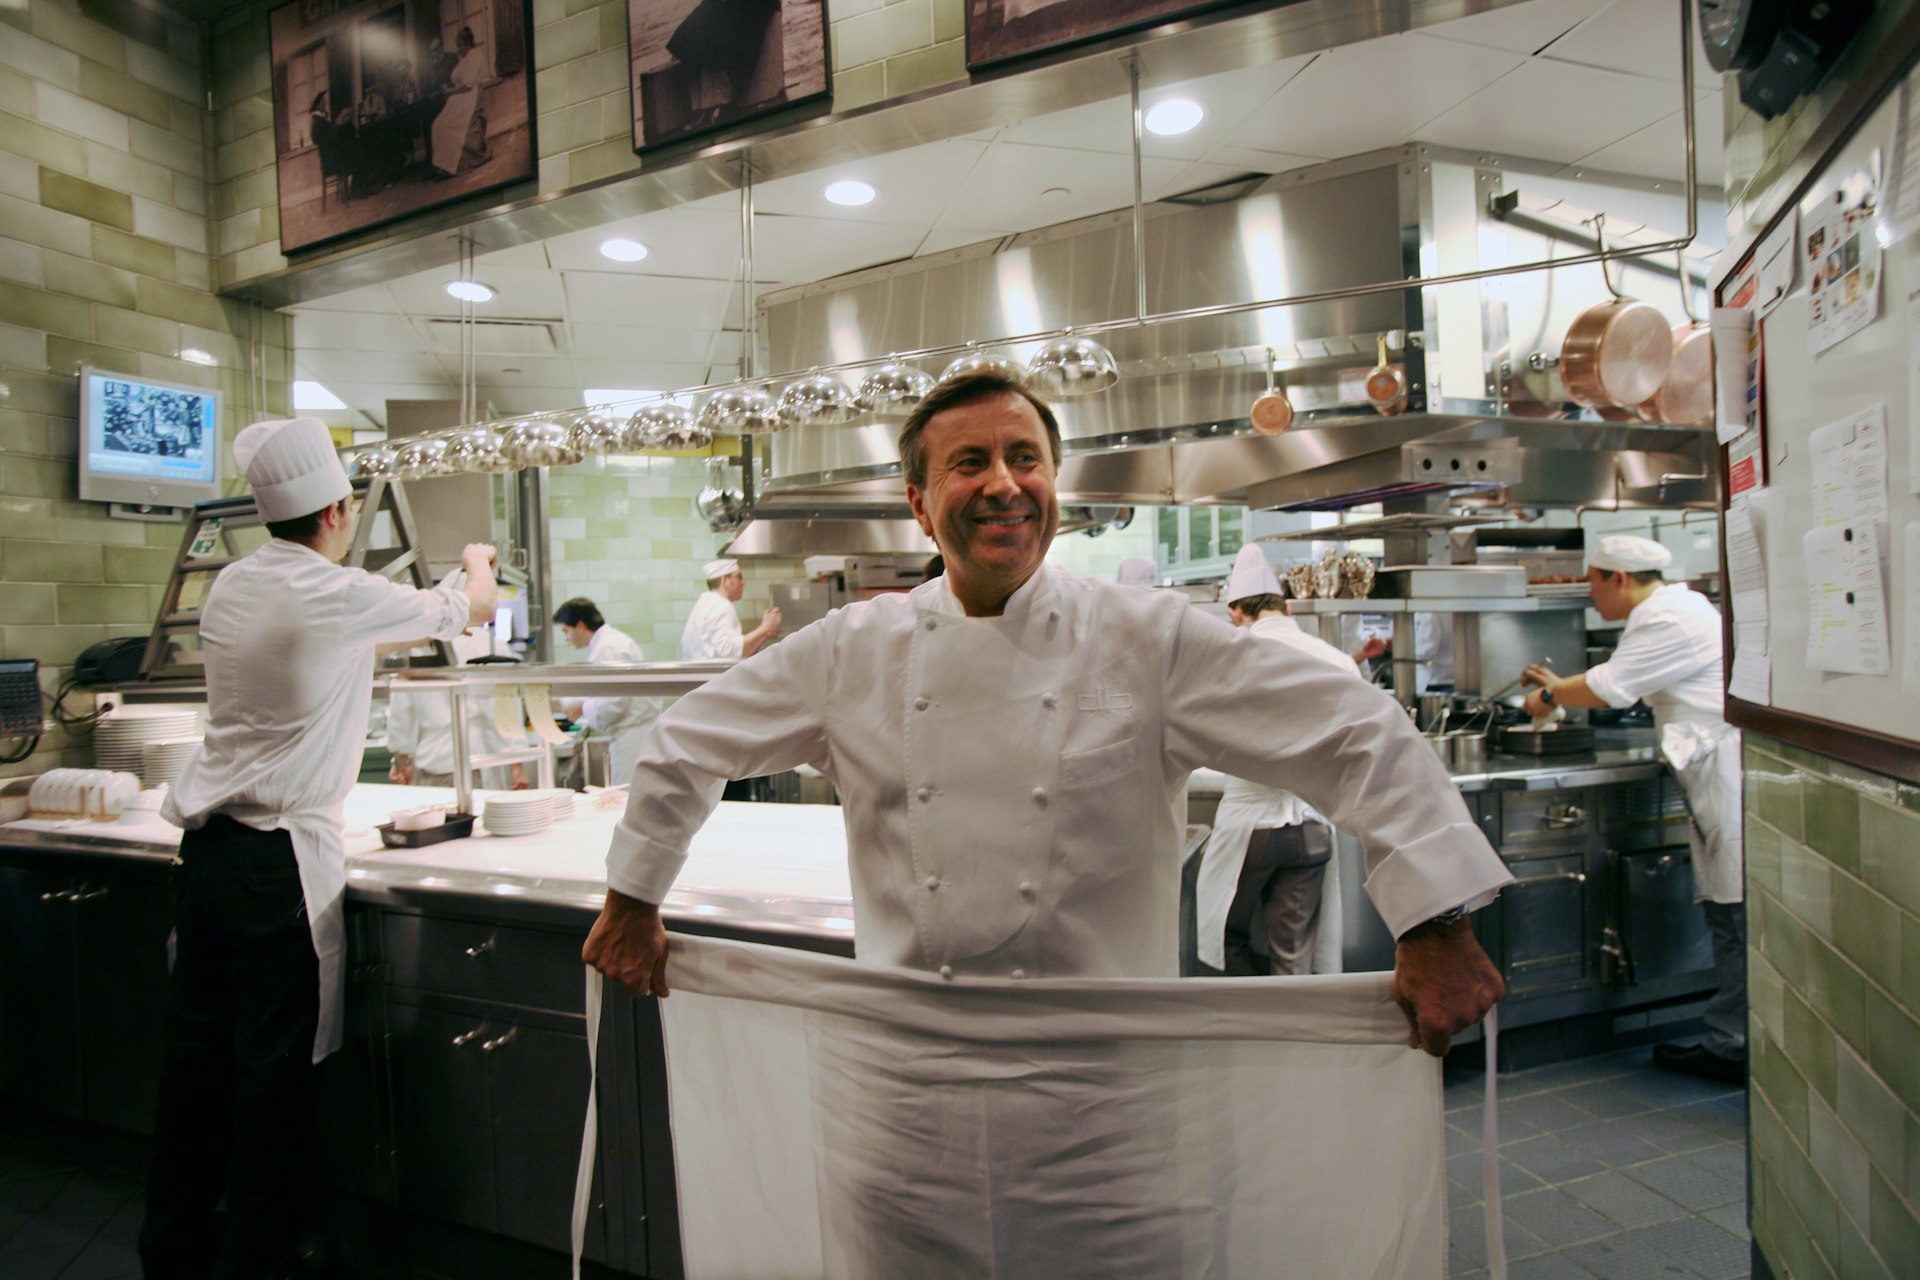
[1249,346,1294,436]
[1648,250,1714,426]
[1559,215,1673,412]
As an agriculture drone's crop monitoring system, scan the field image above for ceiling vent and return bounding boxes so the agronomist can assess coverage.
[420,319,564,355]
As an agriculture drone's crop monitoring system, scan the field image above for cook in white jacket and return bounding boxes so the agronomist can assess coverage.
[588,371,1512,1057]
[1194,545,1362,975]
[386,631,531,789]
[678,557,781,660]
[553,597,662,782]
[147,417,495,1280]
[1522,533,1744,1084]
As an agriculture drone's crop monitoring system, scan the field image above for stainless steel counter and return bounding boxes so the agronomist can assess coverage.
[1186,727,1665,797]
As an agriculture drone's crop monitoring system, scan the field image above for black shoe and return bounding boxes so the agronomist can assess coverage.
[1652,1041,1746,1084]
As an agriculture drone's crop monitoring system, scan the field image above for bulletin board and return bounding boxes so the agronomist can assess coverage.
[1717,34,1920,786]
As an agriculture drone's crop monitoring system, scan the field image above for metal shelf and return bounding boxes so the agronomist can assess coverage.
[1255,513,1509,542]
[1286,596,1540,614]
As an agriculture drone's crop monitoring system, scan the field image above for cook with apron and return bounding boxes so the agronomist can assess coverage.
[145,417,495,1279]
[1522,532,1744,1083]
[553,597,662,783]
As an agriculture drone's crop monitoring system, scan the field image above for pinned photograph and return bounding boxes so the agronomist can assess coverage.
[269,0,538,253]
[966,0,1237,70]
[628,0,831,153]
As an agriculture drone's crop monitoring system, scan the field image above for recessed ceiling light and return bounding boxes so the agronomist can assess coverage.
[600,238,649,262]
[1144,98,1205,136]
[293,380,347,410]
[823,179,877,207]
[445,280,494,302]
[178,348,217,366]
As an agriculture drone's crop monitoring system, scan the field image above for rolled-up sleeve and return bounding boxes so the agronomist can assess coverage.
[1586,616,1708,709]
[1162,609,1512,937]
[606,620,832,904]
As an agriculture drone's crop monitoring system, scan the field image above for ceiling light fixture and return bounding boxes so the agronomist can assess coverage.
[599,238,649,262]
[178,348,217,366]
[1143,97,1205,136]
[445,280,494,302]
[292,380,348,410]
[823,179,877,207]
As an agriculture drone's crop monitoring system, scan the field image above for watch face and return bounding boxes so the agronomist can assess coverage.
[1699,0,1779,73]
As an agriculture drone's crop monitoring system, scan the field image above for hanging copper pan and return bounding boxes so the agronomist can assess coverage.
[1647,249,1714,426]
[1364,333,1407,416]
[1559,214,1673,412]
[1249,347,1294,436]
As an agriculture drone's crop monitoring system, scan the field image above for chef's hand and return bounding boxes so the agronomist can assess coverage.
[583,888,669,998]
[761,605,782,634]
[1354,635,1389,664]
[508,763,529,790]
[1392,917,1504,1056]
[461,543,498,571]
[388,757,414,785]
[1520,662,1557,690]
[1521,688,1554,718]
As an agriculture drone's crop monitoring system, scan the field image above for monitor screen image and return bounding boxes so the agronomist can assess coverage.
[78,367,222,510]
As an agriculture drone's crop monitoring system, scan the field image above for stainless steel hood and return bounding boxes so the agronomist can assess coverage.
[724,146,1718,554]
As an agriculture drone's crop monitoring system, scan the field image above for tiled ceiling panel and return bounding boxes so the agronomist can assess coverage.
[1416,57,1679,164]
[560,272,735,330]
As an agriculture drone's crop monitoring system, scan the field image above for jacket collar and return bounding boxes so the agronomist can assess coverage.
[917,562,1061,620]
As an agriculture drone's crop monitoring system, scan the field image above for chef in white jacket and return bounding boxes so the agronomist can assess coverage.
[1522,533,1744,1083]
[386,630,531,790]
[146,417,494,1280]
[1194,545,1361,976]
[678,558,781,660]
[554,597,661,781]
[588,371,1511,1054]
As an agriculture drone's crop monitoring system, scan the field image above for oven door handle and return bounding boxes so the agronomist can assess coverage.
[1509,869,1588,889]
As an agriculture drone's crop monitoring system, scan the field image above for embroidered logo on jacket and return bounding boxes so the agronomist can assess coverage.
[1077,689,1133,711]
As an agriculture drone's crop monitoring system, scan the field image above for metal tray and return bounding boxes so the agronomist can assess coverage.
[1491,725,1595,755]
[376,813,477,847]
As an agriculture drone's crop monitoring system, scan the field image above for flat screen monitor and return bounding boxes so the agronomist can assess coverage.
[77,366,221,510]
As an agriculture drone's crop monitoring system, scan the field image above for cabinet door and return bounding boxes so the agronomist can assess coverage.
[385,1001,498,1234]
[0,864,83,1117]
[72,865,173,1134]
[485,1022,606,1258]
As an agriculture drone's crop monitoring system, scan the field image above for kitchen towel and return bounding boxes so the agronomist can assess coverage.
[635,933,1450,1280]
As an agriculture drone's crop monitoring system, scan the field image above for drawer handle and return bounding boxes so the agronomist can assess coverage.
[481,1028,518,1053]
[39,888,74,902]
[69,884,111,904]
[451,1025,489,1047]
[464,939,495,958]
[1542,805,1586,828]
[1510,870,1588,889]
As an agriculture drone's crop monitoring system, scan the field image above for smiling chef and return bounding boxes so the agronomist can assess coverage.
[144,417,498,1280]
[585,371,1513,1054]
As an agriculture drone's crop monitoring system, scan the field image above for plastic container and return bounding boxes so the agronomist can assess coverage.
[376,812,476,848]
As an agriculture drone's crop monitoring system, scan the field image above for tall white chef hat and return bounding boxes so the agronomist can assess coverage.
[1115,557,1158,587]
[1225,544,1282,604]
[1588,533,1673,574]
[703,557,740,580]
[233,417,350,523]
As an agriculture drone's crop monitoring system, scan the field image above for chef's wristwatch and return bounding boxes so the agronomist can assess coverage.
[1538,686,1556,706]
[1421,904,1471,930]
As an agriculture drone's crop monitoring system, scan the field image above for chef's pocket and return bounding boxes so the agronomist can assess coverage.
[1060,735,1137,787]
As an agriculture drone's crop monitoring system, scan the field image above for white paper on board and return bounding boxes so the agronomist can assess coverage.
[1729,647,1772,704]
[1904,523,1920,695]
[1725,502,1770,653]
[1887,79,1920,241]
[1808,404,1890,528]
[1804,523,1891,676]
[1908,287,1920,497]
[1804,196,1883,354]
[1755,213,1798,318]
[1711,307,1755,446]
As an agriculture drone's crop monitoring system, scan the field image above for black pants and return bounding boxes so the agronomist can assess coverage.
[140,814,321,1280]
[1222,822,1333,977]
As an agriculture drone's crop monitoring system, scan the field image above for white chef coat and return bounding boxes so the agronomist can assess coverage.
[579,624,662,780]
[163,539,471,1061]
[608,564,1512,979]
[1194,613,1360,971]
[679,589,743,660]
[385,650,528,781]
[1585,582,1742,903]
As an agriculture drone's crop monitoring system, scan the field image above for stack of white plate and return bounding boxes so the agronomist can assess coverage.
[537,789,577,822]
[95,705,201,775]
[482,791,554,837]
[140,736,203,786]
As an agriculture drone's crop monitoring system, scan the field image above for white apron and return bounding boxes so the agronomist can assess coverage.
[1658,713,1743,904]
[286,804,350,1058]
[1194,776,1344,972]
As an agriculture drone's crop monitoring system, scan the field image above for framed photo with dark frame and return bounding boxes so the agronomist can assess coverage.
[966,0,1243,71]
[268,0,538,254]
[628,0,831,153]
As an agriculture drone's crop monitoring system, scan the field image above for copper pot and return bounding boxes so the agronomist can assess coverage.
[1249,347,1294,436]
[1645,251,1714,426]
[1560,215,1673,412]
[1364,334,1407,416]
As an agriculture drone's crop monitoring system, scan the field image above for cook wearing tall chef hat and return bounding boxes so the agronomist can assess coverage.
[1521,532,1745,1083]
[678,556,782,661]
[582,372,1513,1254]
[1192,545,1363,978]
[143,418,500,1280]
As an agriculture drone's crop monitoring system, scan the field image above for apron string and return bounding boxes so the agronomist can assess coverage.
[571,967,604,1280]
[1481,1005,1506,1280]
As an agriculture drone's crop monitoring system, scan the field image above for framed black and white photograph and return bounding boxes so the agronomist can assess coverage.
[269,0,537,253]
[628,0,830,153]
[966,0,1239,71]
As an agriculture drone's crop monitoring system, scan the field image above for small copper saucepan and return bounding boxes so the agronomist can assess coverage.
[1249,346,1294,436]
[1559,214,1673,414]
[1647,249,1714,426]
[1365,333,1407,416]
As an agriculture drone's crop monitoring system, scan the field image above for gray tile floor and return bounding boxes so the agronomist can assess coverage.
[1445,1048,1750,1280]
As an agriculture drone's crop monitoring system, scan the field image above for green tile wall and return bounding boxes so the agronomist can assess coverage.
[1,0,292,779]
[1746,737,1920,1279]
[208,0,968,289]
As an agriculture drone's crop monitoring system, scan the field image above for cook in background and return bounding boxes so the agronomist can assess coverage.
[1193,545,1363,977]
[586,371,1512,1060]
[1521,534,1744,1084]
[552,598,662,783]
[678,557,782,661]
[1115,556,1158,586]
[145,418,496,1279]
[386,630,531,790]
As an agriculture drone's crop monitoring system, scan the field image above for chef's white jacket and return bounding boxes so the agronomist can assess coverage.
[679,589,743,660]
[1585,582,1742,903]
[1193,614,1359,971]
[386,673,527,780]
[608,565,1511,979]
[579,623,662,780]
[164,539,471,1061]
